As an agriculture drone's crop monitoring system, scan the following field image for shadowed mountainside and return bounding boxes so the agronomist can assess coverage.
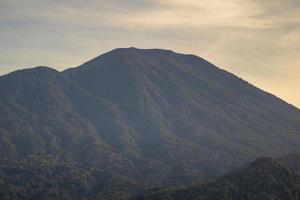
[136,156,300,200]
[0,48,300,199]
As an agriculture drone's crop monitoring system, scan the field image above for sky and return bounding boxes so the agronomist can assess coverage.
[0,0,299,108]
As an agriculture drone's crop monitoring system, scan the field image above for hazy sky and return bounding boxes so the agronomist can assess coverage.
[0,0,299,107]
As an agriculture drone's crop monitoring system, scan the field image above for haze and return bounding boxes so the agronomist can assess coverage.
[0,0,299,107]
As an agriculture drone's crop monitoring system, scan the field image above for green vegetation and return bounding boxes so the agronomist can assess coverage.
[137,157,300,200]
[0,48,300,199]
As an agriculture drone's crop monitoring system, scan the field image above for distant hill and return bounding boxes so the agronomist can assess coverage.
[278,153,300,172]
[0,48,300,199]
[136,156,300,200]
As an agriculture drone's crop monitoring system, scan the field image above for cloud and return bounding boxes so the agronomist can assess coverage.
[0,0,299,107]
[115,0,267,29]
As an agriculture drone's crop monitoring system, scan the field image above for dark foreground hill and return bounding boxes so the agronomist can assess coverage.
[136,156,300,200]
[0,48,300,199]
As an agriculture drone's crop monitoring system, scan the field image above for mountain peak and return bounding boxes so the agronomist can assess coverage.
[0,66,65,97]
[81,47,191,64]
[99,47,174,61]
[64,47,209,77]
[105,47,201,62]
[2,66,59,79]
[109,47,174,54]
[138,156,300,200]
[250,156,275,165]
[0,66,61,83]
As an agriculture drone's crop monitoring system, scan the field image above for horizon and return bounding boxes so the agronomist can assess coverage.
[1,47,299,109]
[1,2,300,198]
[0,0,299,107]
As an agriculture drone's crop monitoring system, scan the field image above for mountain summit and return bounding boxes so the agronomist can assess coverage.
[1,48,300,199]
[65,47,300,159]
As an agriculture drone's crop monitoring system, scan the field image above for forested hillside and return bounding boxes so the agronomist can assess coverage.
[136,156,300,200]
[0,48,300,199]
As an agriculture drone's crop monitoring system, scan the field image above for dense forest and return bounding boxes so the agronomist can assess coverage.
[0,48,300,199]
[136,156,300,200]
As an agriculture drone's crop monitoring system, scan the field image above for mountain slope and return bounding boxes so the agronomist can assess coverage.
[278,153,300,172]
[136,157,300,200]
[0,48,300,199]
[0,67,145,199]
[65,47,300,178]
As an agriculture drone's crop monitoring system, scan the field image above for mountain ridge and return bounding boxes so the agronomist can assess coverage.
[136,155,300,200]
[0,48,300,199]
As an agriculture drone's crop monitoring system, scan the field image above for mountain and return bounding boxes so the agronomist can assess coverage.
[278,153,300,172]
[65,47,300,177]
[0,67,142,199]
[136,156,300,200]
[0,48,300,199]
